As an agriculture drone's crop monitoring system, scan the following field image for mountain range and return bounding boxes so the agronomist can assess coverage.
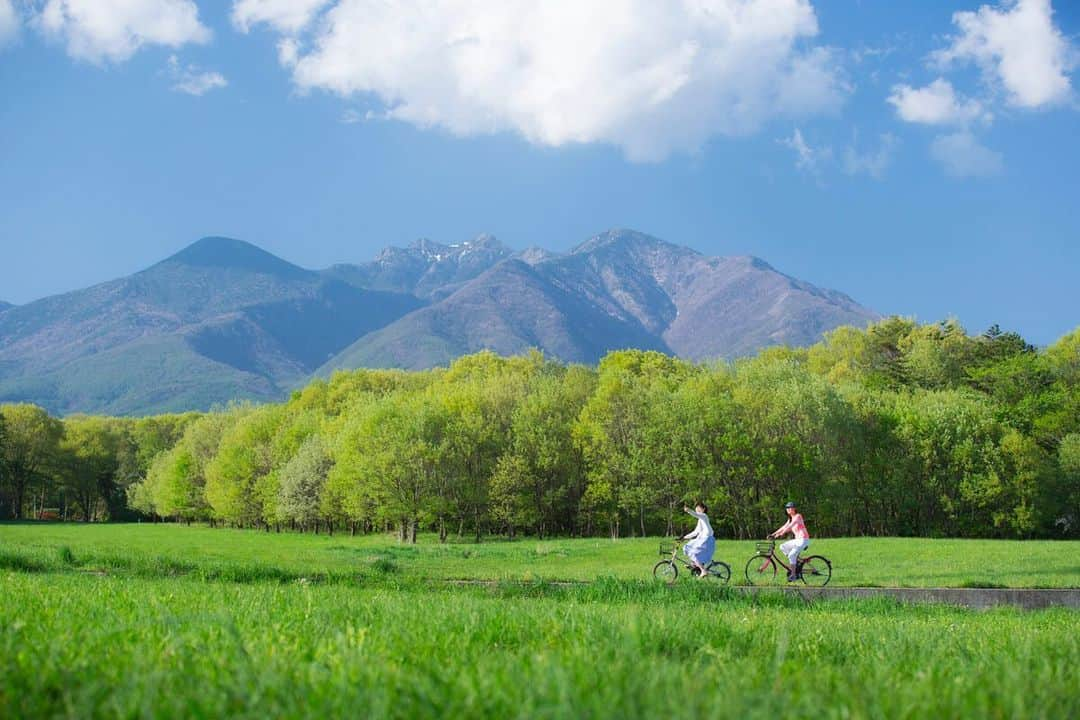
[0,230,878,415]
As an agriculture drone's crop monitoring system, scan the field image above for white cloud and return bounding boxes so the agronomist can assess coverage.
[887,78,987,125]
[35,0,210,64]
[843,132,898,178]
[273,0,847,162]
[930,131,1003,177]
[276,37,299,67]
[779,128,832,174]
[932,0,1075,108]
[340,108,362,124]
[232,0,331,35]
[167,54,227,96]
[1,0,20,47]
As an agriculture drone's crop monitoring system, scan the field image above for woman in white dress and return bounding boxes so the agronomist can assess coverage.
[681,503,715,578]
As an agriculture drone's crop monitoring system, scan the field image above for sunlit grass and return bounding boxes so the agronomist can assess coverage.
[2,571,1078,719]
[2,524,1078,718]
[1,523,1078,587]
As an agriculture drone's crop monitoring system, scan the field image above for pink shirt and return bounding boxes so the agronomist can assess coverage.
[776,513,810,540]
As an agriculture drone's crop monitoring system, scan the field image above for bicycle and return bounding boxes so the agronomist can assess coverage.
[744,540,831,586]
[653,541,731,584]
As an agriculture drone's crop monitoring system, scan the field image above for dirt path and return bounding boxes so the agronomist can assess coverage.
[442,579,1080,610]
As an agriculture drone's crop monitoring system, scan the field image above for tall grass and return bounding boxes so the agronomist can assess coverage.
[2,524,1079,718]
[2,571,1077,719]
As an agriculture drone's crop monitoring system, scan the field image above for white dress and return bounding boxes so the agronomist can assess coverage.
[682,510,716,565]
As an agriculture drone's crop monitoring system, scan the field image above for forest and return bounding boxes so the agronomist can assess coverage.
[1,317,1078,540]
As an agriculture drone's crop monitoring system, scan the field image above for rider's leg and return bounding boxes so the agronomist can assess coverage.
[784,539,808,579]
[697,537,715,578]
[688,550,708,577]
[779,540,797,579]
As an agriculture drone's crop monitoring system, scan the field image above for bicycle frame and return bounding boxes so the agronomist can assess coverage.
[666,542,700,572]
[753,542,811,574]
[656,540,732,585]
[745,539,830,586]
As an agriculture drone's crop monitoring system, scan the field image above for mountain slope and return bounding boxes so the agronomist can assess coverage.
[322,230,879,372]
[320,259,670,372]
[661,254,874,358]
[550,229,876,358]
[0,237,421,415]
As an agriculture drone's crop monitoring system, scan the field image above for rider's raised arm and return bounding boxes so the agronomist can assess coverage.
[771,518,792,538]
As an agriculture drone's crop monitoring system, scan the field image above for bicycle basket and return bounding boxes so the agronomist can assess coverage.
[755,541,776,555]
[659,542,677,557]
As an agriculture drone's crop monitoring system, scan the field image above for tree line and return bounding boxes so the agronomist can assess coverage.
[1,317,1078,540]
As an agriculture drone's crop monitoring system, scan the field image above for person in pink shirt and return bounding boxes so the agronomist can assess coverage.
[769,501,811,582]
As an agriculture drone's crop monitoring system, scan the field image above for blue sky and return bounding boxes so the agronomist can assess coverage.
[1,0,1078,344]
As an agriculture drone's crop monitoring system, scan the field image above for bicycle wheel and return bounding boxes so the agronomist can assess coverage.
[798,555,832,587]
[705,561,731,585]
[744,555,778,585]
[653,560,678,584]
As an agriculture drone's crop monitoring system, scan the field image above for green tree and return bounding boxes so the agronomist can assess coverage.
[1056,433,1080,536]
[204,405,283,527]
[900,319,974,390]
[0,404,63,518]
[278,435,333,530]
[491,368,592,538]
[132,410,240,521]
[57,417,121,521]
[575,351,696,537]
[0,412,9,519]
[330,394,440,543]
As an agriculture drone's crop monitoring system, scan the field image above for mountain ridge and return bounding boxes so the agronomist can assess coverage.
[320,229,879,372]
[0,231,879,415]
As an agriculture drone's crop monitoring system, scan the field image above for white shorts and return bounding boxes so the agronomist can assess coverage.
[781,538,810,567]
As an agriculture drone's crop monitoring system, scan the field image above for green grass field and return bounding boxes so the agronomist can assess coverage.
[3,523,1080,587]
[2,524,1079,718]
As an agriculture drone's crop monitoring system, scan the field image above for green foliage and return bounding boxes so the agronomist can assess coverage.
[278,435,333,528]
[0,404,63,519]
[205,405,282,525]
[3,318,1080,539]
[57,416,122,521]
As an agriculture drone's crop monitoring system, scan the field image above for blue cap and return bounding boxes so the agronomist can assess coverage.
[784,502,797,508]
